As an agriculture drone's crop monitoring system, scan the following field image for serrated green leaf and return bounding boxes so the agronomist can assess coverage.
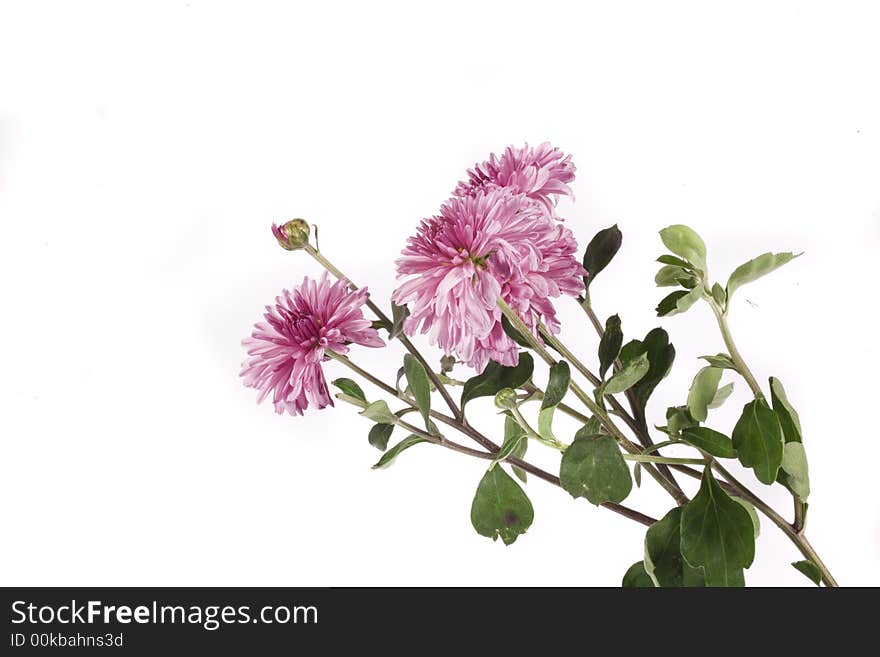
[604,352,650,395]
[659,224,707,271]
[403,354,431,429]
[470,466,534,545]
[687,366,722,422]
[372,435,429,469]
[559,429,632,505]
[791,560,822,586]
[680,426,736,458]
[657,284,703,317]
[732,399,785,485]
[622,561,655,587]
[699,353,737,370]
[781,442,810,499]
[644,507,706,587]
[359,400,396,424]
[582,224,623,289]
[331,378,366,403]
[770,377,802,443]
[598,314,623,379]
[461,353,534,409]
[368,423,394,451]
[708,382,734,409]
[680,467,755,586]
[727,252,801,299]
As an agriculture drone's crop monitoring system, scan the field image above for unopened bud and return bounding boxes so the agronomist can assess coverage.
[494,388,518,410]
[272,219,311,251]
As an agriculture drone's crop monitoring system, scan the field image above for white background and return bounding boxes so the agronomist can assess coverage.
[2,1,878,586]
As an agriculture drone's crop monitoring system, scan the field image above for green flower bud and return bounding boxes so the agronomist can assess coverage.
[271,219,310,251]
[494,387,518,410]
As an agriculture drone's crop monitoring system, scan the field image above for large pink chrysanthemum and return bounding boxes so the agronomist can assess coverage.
[393,188,584,372]
[455,142,575,217]
[241,273,384,415]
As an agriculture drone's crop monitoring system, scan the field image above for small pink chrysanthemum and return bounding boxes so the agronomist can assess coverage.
[393,188,584,372]
[241,273,384,415]
[455,142,575,217]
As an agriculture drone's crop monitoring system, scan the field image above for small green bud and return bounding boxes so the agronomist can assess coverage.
[439,355,456,374]
[494,388,518,410]
[271,219,310,251]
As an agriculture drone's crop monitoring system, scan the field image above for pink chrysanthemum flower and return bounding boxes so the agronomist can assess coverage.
[241,273,384,415]
[455,142,576,217]
[393,188,584,372]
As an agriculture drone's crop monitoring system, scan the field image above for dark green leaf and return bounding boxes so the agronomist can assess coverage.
[657,254,694,268]
[644,508,705,587]
[657,284,703,317]
[659,224,707,271]
[598,314,623,379]
[541,361,571,410]
[368,423,394,451]
[389,301,410,339]
[781,442,810,499]
[581,416,603,434]
[633,462,641,487]
[680,468,755,586]
[603,352,650,395]
[733,497,761,538]
[791,560,822,586]
[620,328,676,423]
[582,224,623,289]
[699,353,737,370]
[470,466,534,545]
[461,353,534,410]
[727,252,801,299]
[331,378,366,403]
[770,377,803,443]
[680,427,736,458]
[491,432,525,468]
[372,435,429,469]
[501,315,532,348]
[622,561,655,588]
[559,429,632,505]
[732,400,785,485]
[403,354,431,428]
[359,400,396,424]
[687,366,722,422]
[708,382,734,409]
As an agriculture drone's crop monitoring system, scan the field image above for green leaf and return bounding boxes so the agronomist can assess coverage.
[733,497,761,538]
[501,315,532,348]
[598,314,623,379]
[403,354,431,429]
[656,254,694,268]
[657,284,703,317]
[505,415,529,483]
[732,400,785,485]
[633,462,641,487]
[359,400,396,424]
[726,252,801,299]
[331,378,366,403]
[655,265,695,288]
[699,353,737,370]
[368,423,394,451]
[680,427,736,458]
[372,435,429,469]
[687,366,722,422]
[781,442,810,499]
[490,432,525,469]
[769,377,803,443]
[659,224,707,271]
[461,353,534,410]
[644,507,705,587]
[581,416,603,434]
[791,560,822,586]
[603,352,650,395]
[389,301,410,339]
[582,224,623,289]
[559,429,632,505]
[622,561,655,588]
[708,382,734,409]
[620,329,676,423]
[541,361,571,410]
[470,466,534,545]
[664,406,698,437]
[711,282,727,308]
[680,467,755,586]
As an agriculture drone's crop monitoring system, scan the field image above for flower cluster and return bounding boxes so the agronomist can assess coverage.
[240,273,383,415]
[393,143,585,372]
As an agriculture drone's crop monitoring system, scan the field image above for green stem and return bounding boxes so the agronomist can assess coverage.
[711,305,764,399]
[623,454,706,465]
[510,406,568,451]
